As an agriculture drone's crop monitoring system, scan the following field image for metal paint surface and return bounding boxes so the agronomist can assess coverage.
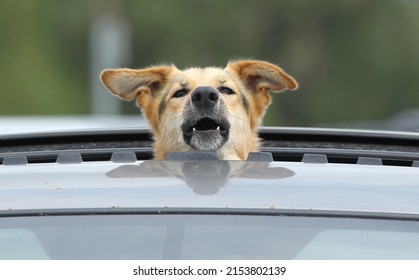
[1,159,419,214]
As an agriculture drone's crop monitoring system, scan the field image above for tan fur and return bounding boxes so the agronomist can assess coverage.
[100,60,297,160]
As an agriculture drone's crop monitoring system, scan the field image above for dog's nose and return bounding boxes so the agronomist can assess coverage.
[191,86,219,109]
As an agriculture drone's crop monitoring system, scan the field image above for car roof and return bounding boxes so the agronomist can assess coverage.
[0,159,419,215]
[0,116,148,134]
[1,127,419,216]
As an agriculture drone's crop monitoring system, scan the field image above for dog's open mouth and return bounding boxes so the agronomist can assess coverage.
[191,118,227,134]
[182,117,229,151]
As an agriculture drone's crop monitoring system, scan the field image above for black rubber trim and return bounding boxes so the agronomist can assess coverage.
[2,127,419,165]
[1,207,419,222]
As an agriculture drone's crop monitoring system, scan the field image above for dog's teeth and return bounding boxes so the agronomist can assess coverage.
[193,127,196,132]
[216,126,220,131]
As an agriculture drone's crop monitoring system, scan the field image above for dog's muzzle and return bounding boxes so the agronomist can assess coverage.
[182,86,230,151]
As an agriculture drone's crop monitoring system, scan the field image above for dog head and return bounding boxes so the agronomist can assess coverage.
[100,60,297,160]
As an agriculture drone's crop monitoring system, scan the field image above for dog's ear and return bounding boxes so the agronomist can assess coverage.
[226,60,298,124]
[227,60,298,93]
[100,66,175,107]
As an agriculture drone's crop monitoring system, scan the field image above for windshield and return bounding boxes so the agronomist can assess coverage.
[1,1,419,132]
[1,214,419,260]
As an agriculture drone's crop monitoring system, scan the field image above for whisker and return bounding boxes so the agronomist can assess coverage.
[228,112,246,123]
[164,114,183,126]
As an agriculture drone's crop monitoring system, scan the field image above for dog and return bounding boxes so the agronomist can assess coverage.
[100,60,297,160]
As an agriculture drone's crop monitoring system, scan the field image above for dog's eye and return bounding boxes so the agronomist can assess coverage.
[172,88,189,98]
[218,86,235,95]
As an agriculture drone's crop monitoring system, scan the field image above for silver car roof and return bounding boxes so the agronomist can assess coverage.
[1,159,419,215]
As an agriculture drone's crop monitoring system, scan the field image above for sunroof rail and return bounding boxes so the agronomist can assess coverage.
[1,127,419,167]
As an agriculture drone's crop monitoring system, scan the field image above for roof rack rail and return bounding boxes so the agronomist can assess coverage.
[1,127,419,167]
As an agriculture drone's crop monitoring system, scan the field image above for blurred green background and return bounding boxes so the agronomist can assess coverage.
[1,0,419,128]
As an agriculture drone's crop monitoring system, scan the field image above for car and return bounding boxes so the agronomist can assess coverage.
[1,126,419,260]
